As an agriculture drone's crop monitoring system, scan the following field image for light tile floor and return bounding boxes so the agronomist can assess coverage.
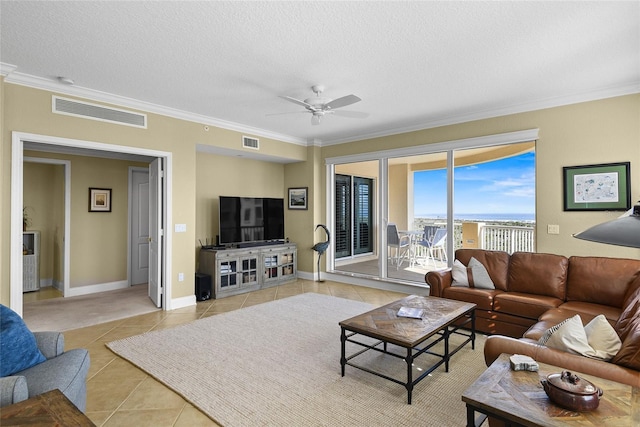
[62,278,409,426]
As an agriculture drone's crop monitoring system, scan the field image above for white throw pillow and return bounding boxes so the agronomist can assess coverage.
[538,315,596,358]
[451,259,470,287]
[467,257,496,290]
[584,314,622,361]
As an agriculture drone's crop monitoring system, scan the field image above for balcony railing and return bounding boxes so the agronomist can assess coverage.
[479,224,536,253]
[415,220,536,256]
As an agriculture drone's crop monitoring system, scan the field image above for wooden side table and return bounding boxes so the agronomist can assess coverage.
[0,389,95,426]
[462,353,639,427]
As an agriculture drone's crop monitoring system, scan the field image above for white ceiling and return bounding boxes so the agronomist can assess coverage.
[1,1,639,146]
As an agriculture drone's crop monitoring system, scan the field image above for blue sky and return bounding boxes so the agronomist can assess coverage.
[414,152,535,217]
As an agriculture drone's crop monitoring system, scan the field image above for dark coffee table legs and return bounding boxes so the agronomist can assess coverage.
[405,348,414,404]
[340,327,347,376]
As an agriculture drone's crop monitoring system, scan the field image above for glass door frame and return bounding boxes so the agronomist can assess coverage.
[325,129,539,281]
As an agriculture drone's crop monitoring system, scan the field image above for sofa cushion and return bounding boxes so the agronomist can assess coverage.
[538,315,594,357]
[451,259,470,287]
[494,292,563,320]
[623,275,640,308]
[537,314,622,362]
[584,314,622,361]
[611,316,640,370]
[507,252,568,299]
[454,249,510,291]
[616,298,640,342]
[566,256,640,308]
[442,287,502,311]
[557,301,621,324]
[451,258,495,289]
[0,305,46,377]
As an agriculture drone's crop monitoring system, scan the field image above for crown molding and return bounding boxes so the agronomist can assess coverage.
[321,82,640,146]
[1,63,17,76]
[1,66,307,146]
[3,63,638,149]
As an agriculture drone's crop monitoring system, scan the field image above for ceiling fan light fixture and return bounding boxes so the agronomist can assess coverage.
[274,84,364,125]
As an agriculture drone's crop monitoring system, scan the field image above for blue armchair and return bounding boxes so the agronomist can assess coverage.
[1,320,90,412]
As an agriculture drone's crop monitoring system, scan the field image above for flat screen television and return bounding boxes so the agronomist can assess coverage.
[219,196,284,245]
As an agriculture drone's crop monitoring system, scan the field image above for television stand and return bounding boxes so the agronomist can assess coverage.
[198,242,297,299]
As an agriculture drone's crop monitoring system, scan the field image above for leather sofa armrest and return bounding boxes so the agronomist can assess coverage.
[484,335,640,388]
[425,268,452,297]
[0,376,28,407]
[33,332,64,359]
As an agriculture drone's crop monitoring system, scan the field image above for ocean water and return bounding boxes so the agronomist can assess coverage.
[417,213,535,222]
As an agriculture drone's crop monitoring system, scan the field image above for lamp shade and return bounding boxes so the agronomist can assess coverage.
[573,204,640,248]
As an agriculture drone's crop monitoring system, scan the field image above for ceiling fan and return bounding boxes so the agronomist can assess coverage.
[274,85,368,125]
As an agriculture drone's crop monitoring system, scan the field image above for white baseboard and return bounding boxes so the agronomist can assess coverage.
[39,278,53,288]
[169,294,196,310]
[66,280,129,297]
[299,269,429,295]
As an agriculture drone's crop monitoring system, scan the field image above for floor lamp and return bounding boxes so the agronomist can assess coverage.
[573,203,640,248]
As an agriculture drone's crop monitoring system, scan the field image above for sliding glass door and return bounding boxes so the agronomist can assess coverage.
[327,130,537,285]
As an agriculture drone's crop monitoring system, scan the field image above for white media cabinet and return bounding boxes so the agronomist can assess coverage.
[198,243,297,299]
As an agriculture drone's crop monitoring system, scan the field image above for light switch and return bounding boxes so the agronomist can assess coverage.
[547,224,560,235]
[178,272,184,282]
[175,224,187,232]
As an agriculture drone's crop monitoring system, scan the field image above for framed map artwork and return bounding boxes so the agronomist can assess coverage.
[563,162,630,211]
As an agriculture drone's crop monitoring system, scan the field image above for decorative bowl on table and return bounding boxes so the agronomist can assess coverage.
[541,370,603,412]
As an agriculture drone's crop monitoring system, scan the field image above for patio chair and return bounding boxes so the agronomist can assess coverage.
[387,223,410,269]
[416,227,447,268]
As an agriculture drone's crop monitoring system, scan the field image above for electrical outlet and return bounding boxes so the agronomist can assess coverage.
[547,224,560,235]
[178,272,184,282]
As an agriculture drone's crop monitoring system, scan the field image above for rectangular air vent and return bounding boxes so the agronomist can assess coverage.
[242,136,259,150]
[53,96,147,128]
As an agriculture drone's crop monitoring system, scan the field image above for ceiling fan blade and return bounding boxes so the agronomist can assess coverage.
[311,115,321,125]
[332,110,369,119]
[324,94,361,110]
[279,95,313,109]
[266,111,308,117]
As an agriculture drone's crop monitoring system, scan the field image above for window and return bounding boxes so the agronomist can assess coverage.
[335,174,374,259]
[326,129,538,285]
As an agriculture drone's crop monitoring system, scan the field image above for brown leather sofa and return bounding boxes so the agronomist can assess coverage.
[425,249,640,387]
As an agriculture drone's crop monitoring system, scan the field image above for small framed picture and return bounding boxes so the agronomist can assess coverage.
[89,188,112,212]
[288,187,308,210]
[562,162,630,211]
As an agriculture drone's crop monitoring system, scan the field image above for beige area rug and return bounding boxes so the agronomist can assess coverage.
[107,293,487,426]
[24,285,159,332]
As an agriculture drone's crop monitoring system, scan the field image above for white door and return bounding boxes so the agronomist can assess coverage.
[131,169,149,285]
[148,158,162,307]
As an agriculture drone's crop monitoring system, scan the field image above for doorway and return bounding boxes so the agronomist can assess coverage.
[10,132,173,316]
[129,167,150,286]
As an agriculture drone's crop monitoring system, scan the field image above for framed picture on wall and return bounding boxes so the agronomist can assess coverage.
[89,188,112,212]
[563,162,630,211]
[288,187,308,210]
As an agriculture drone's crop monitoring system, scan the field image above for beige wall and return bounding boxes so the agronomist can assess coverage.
[1,82,308,306]
[323,94,640,259]
[284,146,320,273]
[24,152,149,289]
[2,78,639,308]
[23,162,61,285]
[195,152,285,268]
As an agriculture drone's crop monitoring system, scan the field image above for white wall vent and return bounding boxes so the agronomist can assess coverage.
[53,96,147,128]
[242,136,259,150]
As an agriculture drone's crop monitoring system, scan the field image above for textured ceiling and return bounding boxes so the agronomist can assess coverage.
[1,1,639,146]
